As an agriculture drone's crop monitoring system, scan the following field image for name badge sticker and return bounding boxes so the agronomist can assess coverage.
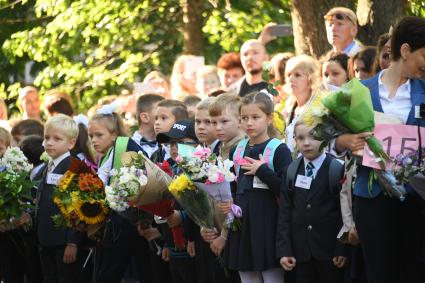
[253,176,269,189]
[46,173,63,185]
[295,175,312,190]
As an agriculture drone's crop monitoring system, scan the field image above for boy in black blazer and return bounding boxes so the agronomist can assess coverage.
[36,114,86,283]
[276,121,347,283]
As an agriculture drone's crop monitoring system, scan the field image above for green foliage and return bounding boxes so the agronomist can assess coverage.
[0,171,34,220]
[407,0,425,17]
[2,0,291,113]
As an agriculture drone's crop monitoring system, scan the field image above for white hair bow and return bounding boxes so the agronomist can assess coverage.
[96,104,117,115]
[73,114,89,128]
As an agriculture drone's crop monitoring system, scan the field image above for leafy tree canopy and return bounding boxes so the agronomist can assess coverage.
[1,0,292,113]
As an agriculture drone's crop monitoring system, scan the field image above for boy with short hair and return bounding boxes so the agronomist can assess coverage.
[182,95,201,119]
[133,93,164,158]
[156,119,199,283]
[36,114,86,283]
[194,97,219,153]
[151,99,188,163]
[276,121,346,283]
[10,119,44,146]
[208,93,245,159]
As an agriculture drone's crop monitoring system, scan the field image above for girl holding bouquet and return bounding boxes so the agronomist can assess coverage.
[223,92,292,283]
[334,17,425,283]
[88,107,152,283]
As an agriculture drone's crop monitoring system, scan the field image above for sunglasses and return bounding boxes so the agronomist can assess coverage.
[324,13,354,24]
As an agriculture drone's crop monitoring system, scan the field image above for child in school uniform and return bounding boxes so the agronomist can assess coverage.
[223,92,292,283]
[133,94,172,283]
[88,108,151,283]
[276,121,347,283]
[36,114,87,283]
[156,119,198,283]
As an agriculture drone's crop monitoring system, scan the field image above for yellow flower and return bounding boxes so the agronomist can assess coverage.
[273,111,285,134]
[301,91,330,128]
[59,172,76,192]
[53,196,68,217]
[168,174,195,195]
[76,200,108,225]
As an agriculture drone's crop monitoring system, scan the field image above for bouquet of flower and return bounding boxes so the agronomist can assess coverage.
[169,174,216,229]
[302,79,390,168]
[174,146,242,231]
[105,152,186,248]
[389,148,425,200]
[0,147,34,232]
[52,158,108,236]
[105,154,148,212]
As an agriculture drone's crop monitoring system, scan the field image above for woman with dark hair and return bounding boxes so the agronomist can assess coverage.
[335,16,425,283]
[348,46,378,80]
[376,32,391,71]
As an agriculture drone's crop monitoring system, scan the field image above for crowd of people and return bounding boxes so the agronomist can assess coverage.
[0,6,425,283]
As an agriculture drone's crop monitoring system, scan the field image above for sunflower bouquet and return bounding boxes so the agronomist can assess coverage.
[0,147,34,232]
[52,158,108,235]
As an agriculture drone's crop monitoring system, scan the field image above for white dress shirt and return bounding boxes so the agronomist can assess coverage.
[50,152,70,172]
[378,70,412,124]
[132,131,159,158]
[303,153,327,179]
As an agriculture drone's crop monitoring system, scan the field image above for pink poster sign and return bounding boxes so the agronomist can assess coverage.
[362,124,425,170]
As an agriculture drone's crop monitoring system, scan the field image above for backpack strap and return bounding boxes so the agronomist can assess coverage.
[232,139,249,176]
[262,138,282,171]
[328,158,344,195]
[112,136,130,170]
[285,157,303,193]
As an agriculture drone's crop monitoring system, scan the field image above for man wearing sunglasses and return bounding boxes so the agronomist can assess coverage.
[324,7,363,57]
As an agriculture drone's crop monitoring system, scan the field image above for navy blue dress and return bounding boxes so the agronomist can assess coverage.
[223,138,292,271]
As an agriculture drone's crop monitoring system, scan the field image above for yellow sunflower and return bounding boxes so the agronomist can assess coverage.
[169,174,195,195]
[53,196,69,218]
[59,172,76,192]
[76,200,108,225]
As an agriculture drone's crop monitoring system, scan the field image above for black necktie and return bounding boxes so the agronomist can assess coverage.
[140,137,157,148]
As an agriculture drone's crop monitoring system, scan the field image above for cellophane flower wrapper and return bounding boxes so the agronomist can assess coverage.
[0,147,34,232]
[168,174,215,229]
[409,173,425,200]
[194,181,242,231]
[320,79,390,167]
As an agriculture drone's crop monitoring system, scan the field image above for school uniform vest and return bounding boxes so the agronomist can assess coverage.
[354,75,425,198]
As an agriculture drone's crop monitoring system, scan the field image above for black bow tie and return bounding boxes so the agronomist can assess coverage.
[140,137,157,148]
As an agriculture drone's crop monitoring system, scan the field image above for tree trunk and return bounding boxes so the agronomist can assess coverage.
[356,0,406,46]
[290,0,406,58]
[291,0,354,58]
[181,0,204,55]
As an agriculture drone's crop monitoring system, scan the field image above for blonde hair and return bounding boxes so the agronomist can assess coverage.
[0,127,11,147]
[285,55,319,92]
[196,97,216,111]
[208,93,240,118]
[89,112,128,137]
[45,114,79,140]
[170,55,199,99]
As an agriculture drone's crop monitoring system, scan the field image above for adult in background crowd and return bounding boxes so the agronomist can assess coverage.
[336,16,425,283]
[348,47,378,80]
[18,86,42,121]
[228,39,268,97]
[376,33,391,71]
[216,52,245,89]
[324,7,362,57]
